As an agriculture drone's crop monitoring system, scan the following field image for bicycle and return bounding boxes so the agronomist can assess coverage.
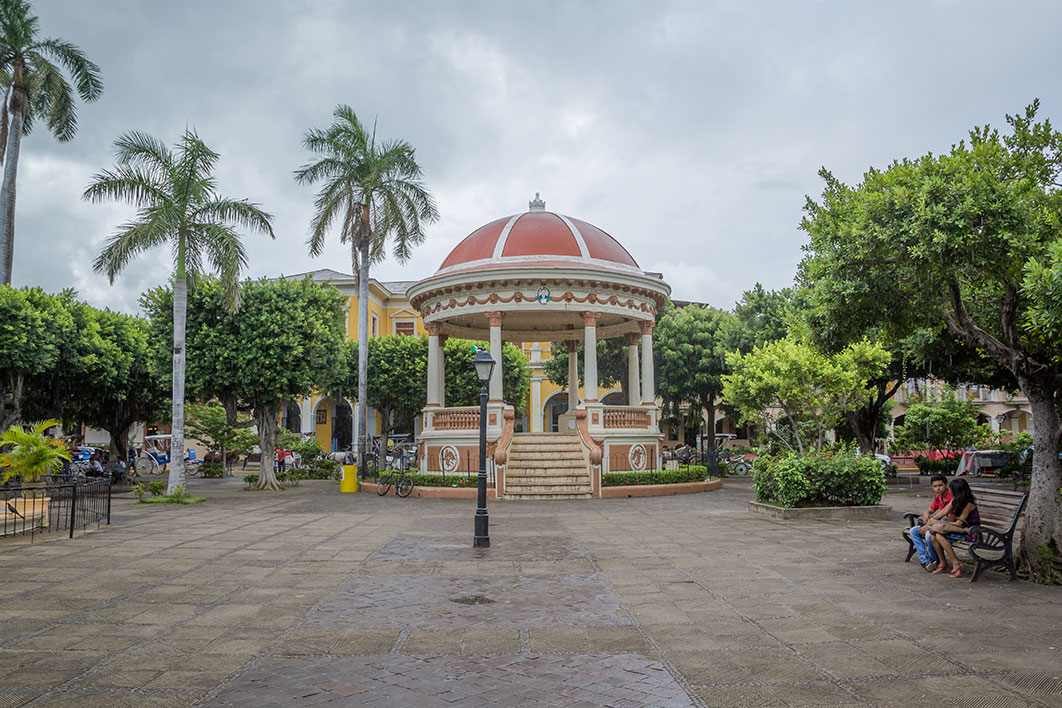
[376,468,414,497]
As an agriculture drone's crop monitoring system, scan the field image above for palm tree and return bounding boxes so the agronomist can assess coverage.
[0,0,103,284]
[86,130,274,494]
[0,418,68,483]
[294,105,438,470]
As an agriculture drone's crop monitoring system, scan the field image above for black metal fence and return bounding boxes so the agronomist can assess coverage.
[436,451,496,486]
[1,477,112,541]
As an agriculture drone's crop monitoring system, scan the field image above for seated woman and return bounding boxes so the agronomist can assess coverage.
[927,478,980,578]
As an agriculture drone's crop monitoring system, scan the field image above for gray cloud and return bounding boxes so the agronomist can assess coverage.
[9,0,1062,313]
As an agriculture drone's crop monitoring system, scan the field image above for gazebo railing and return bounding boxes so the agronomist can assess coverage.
[602,406,652,430]
[431,407,480,430]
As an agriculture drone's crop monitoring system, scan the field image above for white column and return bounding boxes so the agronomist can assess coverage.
[426,324,441,407]
[300,397,314,435]
[487,311,503,402]
[583,311,599,402]
[437,335,447,406]
[626,333,641,406]
[531,378,542,432]
[640,321,655,406]
[567,340,579,411]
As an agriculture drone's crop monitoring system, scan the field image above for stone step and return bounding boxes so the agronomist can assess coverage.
[505,491,592,500]
[505,482,590,492]
[507,459,586,469]
[508,444,585,454]
[506,474,589,484]
[508,450,584,461]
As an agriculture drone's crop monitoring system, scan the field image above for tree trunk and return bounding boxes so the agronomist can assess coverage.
[704,399,718,474]
[0,87,25,286]
[356,238,370,471]
[0,372,23,429]
[167,278,187,494]
[107,423,131,465]
[1017,379,1062,577]
[254,402,281,490]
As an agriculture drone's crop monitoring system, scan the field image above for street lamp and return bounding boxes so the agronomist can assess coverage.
[473,347,496,548]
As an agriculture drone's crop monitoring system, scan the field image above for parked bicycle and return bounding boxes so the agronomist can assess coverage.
[376,468,414,497]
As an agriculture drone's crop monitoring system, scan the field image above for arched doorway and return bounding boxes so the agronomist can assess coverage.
[544,391,570,433]
[332,399,353,452]
[283,401,301,433]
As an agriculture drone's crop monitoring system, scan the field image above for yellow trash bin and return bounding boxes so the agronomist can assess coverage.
[340,465,358,493]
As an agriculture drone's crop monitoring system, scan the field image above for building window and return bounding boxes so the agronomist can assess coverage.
[371,314,379,337]
[394,321,415,336]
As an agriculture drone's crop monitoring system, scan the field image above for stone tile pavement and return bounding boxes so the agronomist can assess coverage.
[0,477,1058,707]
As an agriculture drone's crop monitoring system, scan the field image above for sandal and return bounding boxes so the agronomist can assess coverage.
[949,564,964,578]
[932,564,950,574]
[924,561,938,572]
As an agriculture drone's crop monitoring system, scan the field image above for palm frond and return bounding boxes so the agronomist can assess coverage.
[82,164,168,208]
[92,218,171,282]
[34,37,103,102]
[194,198,275,239]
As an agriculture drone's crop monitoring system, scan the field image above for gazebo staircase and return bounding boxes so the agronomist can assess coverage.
[503,433,592,499]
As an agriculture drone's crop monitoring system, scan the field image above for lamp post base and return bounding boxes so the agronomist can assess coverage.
[474,513,490,547]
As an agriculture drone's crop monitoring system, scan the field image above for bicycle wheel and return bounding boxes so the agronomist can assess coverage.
[138,452,160,475]
[396,475,414,498]
[377,474,393,496]
[732,461,750,476]
[184,461,199,477]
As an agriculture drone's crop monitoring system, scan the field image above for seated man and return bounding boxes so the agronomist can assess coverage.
[910,474,952,571]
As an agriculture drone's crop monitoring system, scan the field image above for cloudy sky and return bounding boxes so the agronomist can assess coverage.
[9,0,1062,314]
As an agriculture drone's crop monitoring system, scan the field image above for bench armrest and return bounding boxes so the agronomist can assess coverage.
[966,524,1013,558]
[902,512,921,527]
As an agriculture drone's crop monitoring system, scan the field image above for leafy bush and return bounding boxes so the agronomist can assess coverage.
[403,473,478,488]
[131,482,145,499]
[200,463,225,478]
[148,480,166,496]
[242,474,258,486]
[753,445,886,507]
[603,466,709,487]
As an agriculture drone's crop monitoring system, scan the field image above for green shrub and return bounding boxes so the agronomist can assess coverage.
[602,466,709,487]
[297,459,340,480]
[148,480,166,496]
[753,445,886,508]
[171,484,186,498]
[403,473,477,488]
[130,482,145,500]
[243,474,258,486]
[200,463,225,478]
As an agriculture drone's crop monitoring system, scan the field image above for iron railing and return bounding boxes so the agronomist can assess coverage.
[1,477,111,541]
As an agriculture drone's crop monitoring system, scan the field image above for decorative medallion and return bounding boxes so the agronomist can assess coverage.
[628,444,647,471]
[439,445,460,473]
[536,285,551,304]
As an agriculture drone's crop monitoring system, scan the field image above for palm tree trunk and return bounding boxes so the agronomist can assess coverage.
[356,238,370,472]
[167,277,187,494]
[0,89,25,285]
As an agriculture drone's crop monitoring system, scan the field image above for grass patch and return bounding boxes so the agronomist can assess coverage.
[138,494,206,504]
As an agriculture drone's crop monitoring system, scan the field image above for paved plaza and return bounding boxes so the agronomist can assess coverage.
[0,478,1059,707]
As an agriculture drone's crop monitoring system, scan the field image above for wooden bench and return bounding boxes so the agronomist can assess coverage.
[903,487,1028,582]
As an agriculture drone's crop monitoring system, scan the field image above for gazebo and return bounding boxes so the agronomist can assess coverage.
[406,195,671,498]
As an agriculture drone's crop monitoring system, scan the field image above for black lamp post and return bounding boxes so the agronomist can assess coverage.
[473,347,496,548]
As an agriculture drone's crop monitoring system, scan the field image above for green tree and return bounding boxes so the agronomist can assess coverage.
[294,105,438,470]
[368,335,427,452]
[655,305,735,462]
[723,337,890,455]
[892,390,981,459]
[730,283,800,354]
[0,0,103,284]
[543,338,628,402]
[0,418,67,483]
[799,101,1062,576]
[443,339,530,416]
[86,131,275,494]
[0,285,71,428]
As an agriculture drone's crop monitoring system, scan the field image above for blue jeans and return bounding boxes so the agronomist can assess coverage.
[910,525,938,564]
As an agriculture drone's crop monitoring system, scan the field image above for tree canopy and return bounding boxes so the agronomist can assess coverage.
[800,100,1062,574]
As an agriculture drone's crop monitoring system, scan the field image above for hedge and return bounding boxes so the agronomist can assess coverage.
[752,446,886,508]
[602,466,709,487]
[913,456,958,475]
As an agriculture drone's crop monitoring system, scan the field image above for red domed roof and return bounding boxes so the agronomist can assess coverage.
[437,201,641,275]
